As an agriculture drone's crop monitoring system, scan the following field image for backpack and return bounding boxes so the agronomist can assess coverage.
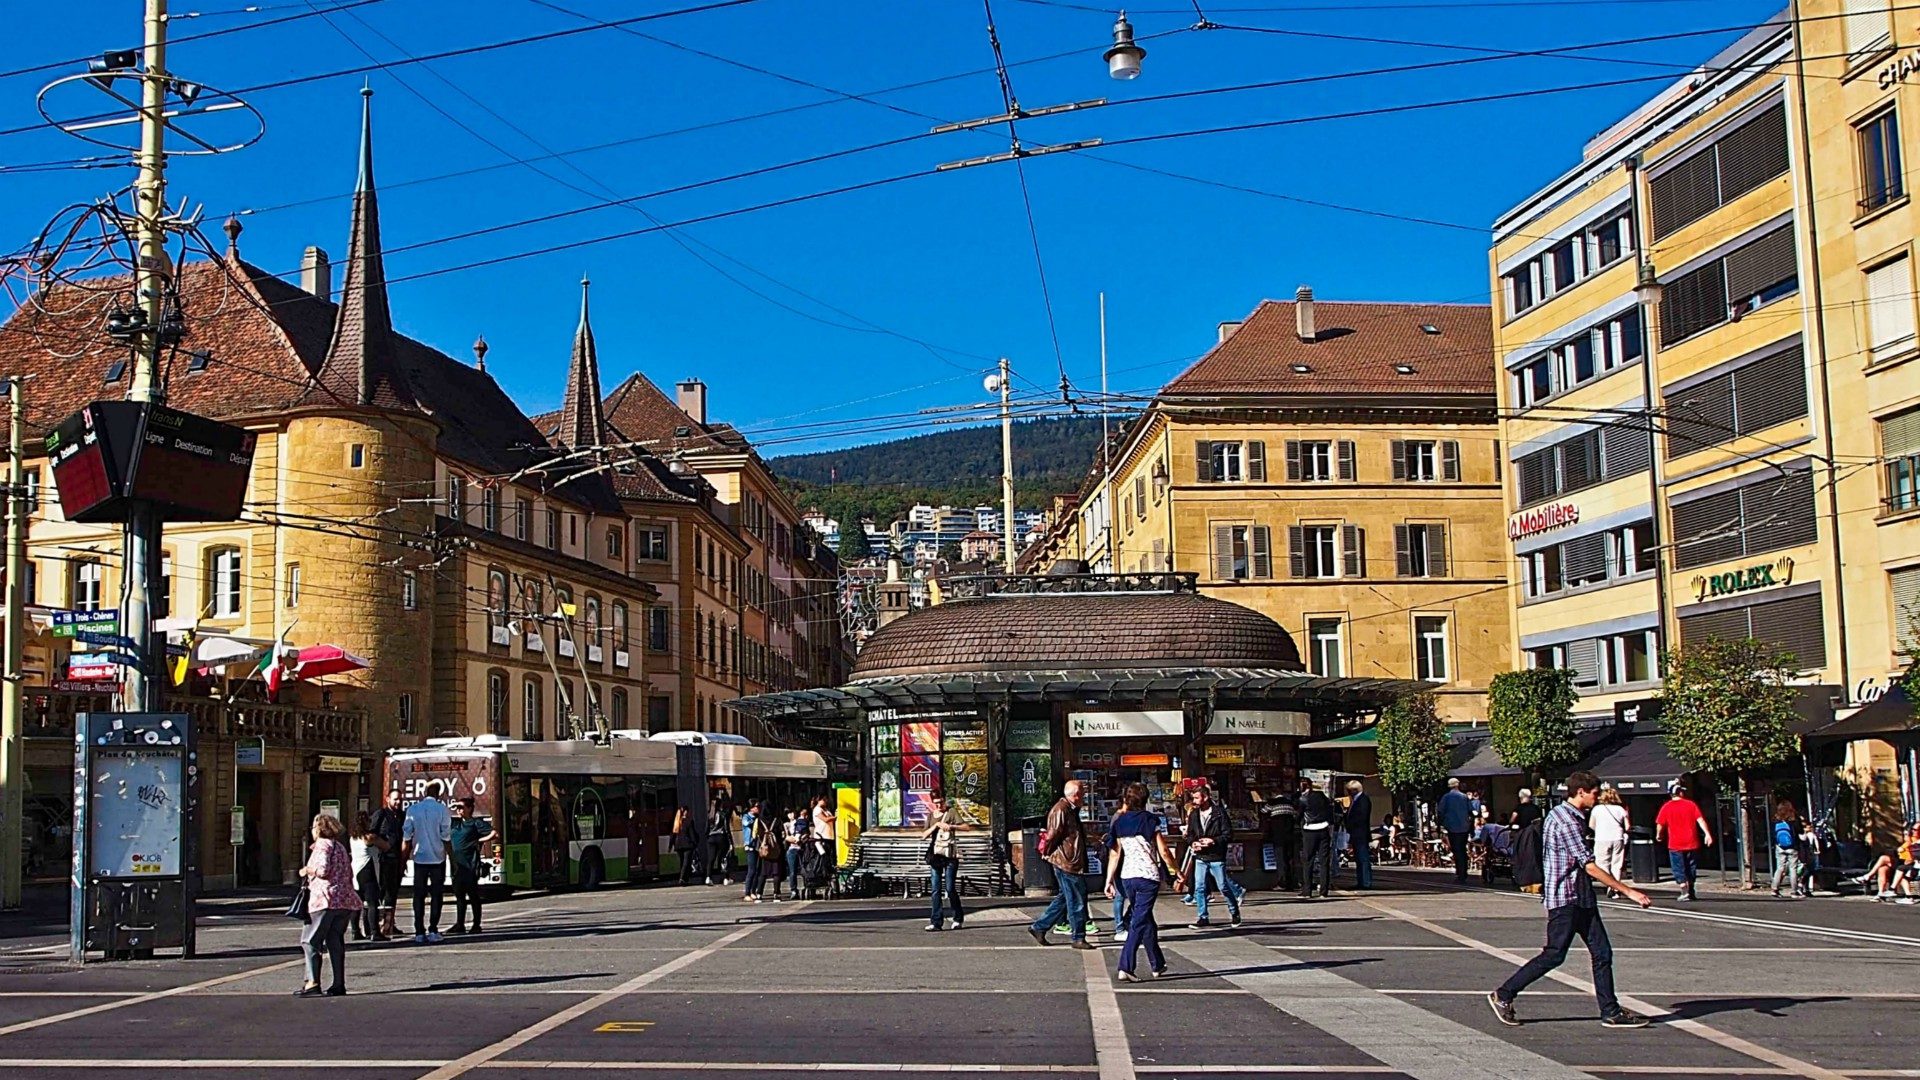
[755,821,778,859]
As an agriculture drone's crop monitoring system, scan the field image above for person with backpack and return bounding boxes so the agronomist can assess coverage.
[755,807,787,901]
[1771,800,1807,899]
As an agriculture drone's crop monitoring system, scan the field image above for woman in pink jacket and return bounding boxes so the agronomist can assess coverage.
[297,813,363,997]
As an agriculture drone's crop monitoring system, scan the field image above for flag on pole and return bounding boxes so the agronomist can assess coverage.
[170,627,197,686]
[252,625,293,701]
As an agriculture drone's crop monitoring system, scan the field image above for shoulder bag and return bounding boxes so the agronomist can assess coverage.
[284,885,311,922]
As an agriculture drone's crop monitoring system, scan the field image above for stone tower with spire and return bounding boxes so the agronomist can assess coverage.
[278,86,439,749]
[557,277,605,450]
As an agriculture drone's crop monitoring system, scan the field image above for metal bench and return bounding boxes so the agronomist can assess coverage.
[849,833,1017,897]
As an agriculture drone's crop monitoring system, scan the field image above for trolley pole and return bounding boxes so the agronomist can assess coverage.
[2,377,25,909]
[998,357,1015,573]
[123,0,170,713]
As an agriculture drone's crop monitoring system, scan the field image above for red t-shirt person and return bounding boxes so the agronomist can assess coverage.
[1656,796,1709,852]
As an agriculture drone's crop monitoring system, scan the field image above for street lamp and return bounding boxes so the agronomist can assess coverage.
[1634,259,1663,306]
[1104,11,1146,80]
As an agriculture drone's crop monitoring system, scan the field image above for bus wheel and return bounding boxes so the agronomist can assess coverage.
[580,849,605,890]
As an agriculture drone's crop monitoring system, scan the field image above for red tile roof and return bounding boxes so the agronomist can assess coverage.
[1163,297,1494,399]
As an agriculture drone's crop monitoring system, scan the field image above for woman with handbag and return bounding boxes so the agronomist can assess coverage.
[296,813,362,997]
[922,794,964,931]
[671,806,701,886]
[1104,782,1186,982]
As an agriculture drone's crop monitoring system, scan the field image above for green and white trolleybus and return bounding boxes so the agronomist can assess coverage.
[385,730,827,890]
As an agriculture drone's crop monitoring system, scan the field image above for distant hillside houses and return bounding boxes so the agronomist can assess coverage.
[803,503,1047,565]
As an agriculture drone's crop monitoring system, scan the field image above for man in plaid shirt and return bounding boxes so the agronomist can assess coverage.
[1489,771,1654,1029]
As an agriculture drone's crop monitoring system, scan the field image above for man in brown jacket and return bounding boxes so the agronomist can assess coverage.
[1028,780,1093,949]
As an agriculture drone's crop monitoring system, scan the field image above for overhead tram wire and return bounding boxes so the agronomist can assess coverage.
[0,0,392,84]
[310,2,993,376]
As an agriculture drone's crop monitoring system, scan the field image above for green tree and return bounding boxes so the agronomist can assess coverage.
[1375,692,1452,801]
[1487,668,1581,787]
[937,541,963,563]
[1659,636,1801,886]
[836,523,874,562]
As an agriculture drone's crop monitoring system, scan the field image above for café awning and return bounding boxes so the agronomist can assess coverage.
[1804,686,1919,747]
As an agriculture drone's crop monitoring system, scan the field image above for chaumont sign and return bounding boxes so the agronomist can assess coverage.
[1879,49,1920,90]
[1508,502,1579,541]
[1691,555,1794,603]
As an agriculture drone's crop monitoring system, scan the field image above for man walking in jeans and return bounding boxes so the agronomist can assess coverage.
[1655,781,1712,902]
[402,780,452,944]
[1183,783,1244,928]
[1438,777,1476,886]
[1028,780,1093,950]
[1488,771,1653,1029]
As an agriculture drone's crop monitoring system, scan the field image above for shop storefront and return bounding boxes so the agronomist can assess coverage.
[734,573,1419,891]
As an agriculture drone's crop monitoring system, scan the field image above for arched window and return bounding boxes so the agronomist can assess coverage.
[583,596,601,648]
[522,677,542,739]
[208,547,242,618]
[611,601,629,653]
[487,671,508,735]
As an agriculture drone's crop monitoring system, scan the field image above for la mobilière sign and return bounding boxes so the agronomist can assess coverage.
[1508,502,1579,541]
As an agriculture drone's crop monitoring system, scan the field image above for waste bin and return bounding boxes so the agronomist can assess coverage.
[1629,825,1658,883]
[1020,818,1052,889]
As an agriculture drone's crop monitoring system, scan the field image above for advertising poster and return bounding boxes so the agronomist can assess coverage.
[870,724,901,756]
[90,748,182,877]
[943,722,986,752]
[1007,751,1052,823]
[902,722,941,755]
[903,749,939,825]
[873,759,903,827]
[1007,719,1051,750]
[943,752,988,825]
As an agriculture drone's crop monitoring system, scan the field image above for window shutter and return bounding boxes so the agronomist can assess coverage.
[1251,526,1273,579]
[1714,104,1790,205]
[1288,525,1306,578]
[1517,450,1551,506]
[1560,431,1601,492]
[1882,408,1920,457]
[1565,638,1602,687]
[1134,475,1148,518]
[1602,422,1653,479]
[1338,440,1357,481]
[1732,346,1809,434]
[1844,0,1893,59]
[1390,441,1407,481]
[1723,225,1797,305]
[1248,441,1268,482]
[1195,441,1213,483]
[1212,524,1234,580]
[1430,524,1450,578]
[1562,533,1609,582]
[1285,440,1302,482]
[1866,257,1916,360]
[1341,524,1364,578]
[1649,148,1720,239]
[1442,440,1461,481]
[1661,259,1728,346]
[1752,590,1827,671]
[1681,606,1750,648]
[1670,489,1745,569]
[1394,524,1411,577]
[1664,372,1736,459]
[1892,566,1920,652]
[1740,468,1818,555]
[1152,538,1166,572]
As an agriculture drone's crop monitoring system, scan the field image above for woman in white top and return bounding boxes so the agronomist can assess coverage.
[1103,782,1187,982]
[1590,786,1632,897]
[349,812,386,941]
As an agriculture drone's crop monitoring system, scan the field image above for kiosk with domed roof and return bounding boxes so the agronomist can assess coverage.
[728,572,1418,890]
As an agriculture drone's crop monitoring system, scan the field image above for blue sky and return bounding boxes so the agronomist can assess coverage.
[3,0,1781,453]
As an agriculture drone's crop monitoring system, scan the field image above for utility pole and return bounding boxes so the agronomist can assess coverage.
[123,0,170,713]
[2,378,25,909]
[997,358,1015,573]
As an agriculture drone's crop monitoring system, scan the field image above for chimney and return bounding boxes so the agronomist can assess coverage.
[1216,320,1242,344]
[1295,285,1316,343]
[676,379,708,425]
[301,246,332,299]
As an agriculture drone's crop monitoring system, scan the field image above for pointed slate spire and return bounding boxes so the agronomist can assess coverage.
[303,87,419,412]
[557,275,606,449]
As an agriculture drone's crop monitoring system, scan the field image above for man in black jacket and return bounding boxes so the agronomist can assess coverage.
[1298,779,1335,899]
[1343,780,1374,890]
[1257,789,1300,892]
[368,788,406,940]
[1183,784,1244,928]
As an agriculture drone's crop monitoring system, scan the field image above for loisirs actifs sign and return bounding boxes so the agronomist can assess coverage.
[1691,555,1793,603]
[1508,502,1579,541]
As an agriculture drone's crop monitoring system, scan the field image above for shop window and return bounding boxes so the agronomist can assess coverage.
[1415,616,1449,682]
[1307,618,1343,677]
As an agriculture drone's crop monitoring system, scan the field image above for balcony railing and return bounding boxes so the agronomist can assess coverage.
[942,571,1198,599]
[26,688,367,751]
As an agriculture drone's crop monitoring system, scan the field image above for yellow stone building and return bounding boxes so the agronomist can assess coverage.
[1051,291,1508,722]
[1494,2,1920,834]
